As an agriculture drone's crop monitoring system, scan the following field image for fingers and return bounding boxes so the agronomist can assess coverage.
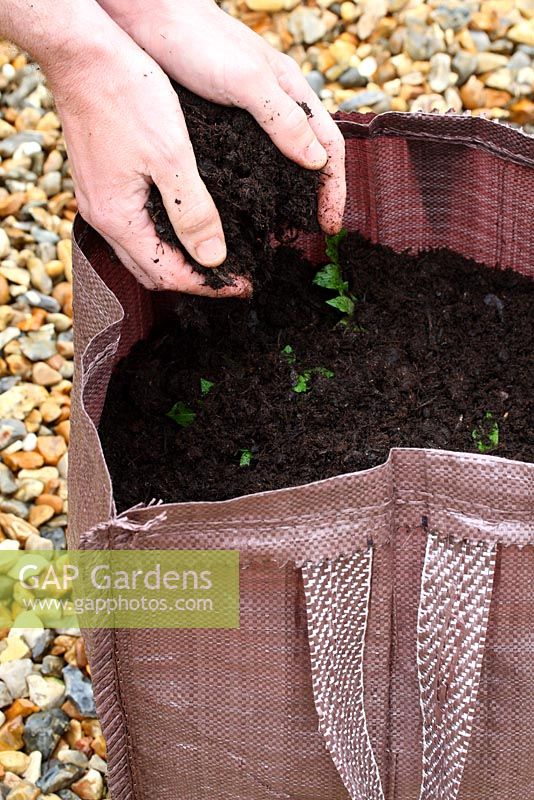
[94,208,249,298]
[274,56,346,234]
[239,75,328,170]
[150,136,227,269]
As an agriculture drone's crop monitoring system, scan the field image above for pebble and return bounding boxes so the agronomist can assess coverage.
[339,67,367,88]
[22,751,41,784]
[0,230,10,260]
[305,70,325,95]
[37,763,84,794]
[0,464,18,495]
[19,339,57,362]
[70,769,104,800]
[27,675,65,711]
[0,752,30,775]
[5,780,40,800]
[22,709,70,760]
[40,528,66,551]
[0,682,12,708]
[0,639,31,665]
[32,363,62,387]
[23,291,60,314]
[0,660,32,699]
[339,89,386,110]
[40,656,64,678]
[62,668,96,718]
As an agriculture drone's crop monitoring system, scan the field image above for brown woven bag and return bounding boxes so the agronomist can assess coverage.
[70,112,534,800]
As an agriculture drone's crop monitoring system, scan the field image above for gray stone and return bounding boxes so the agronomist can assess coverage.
[0,131,43,158]
[40,655,65,677]
[40,527,66,550]
[470,30,491,51]
[36,242,57,263]
[37,762,84,794]
[5,72,42,107]
[39,171,62,198]
[62,665,97,717]
[0,327,21,352]
[19,337,57,361]
[23,708,70,759]
[25,628,54,660]
[0,377,20,393]
[287,7,328,45]
[58,791,80,800]
[405,25,443,60]
[339,67,367,88]
[489,38,515,54]
[305,70,325,95]
[0,679,12,708]
[432,5,472,32]
[30,226,59,245]
[340,90,386,111]
[429,52,452,93]
[509,50,532,71]
[0,462,18,494]
[452,50,478,84]
[0,499,29,518]
[23,290,61,313]
[0,658,32,698]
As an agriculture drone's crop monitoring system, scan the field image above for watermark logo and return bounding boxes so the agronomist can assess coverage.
[0,550,239,629]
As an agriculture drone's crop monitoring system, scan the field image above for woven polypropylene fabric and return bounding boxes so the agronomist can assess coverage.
[417,536,496,800]
[71,112,534,800]
[302,551,385,800]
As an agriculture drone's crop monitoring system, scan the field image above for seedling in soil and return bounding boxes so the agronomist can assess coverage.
[314,229,356,318]
[239,448,253,467]
[281,345,296,365]
[200,378,214,396]
[167,401,196,428]
[472,412,499,454]
[292,367,334,394]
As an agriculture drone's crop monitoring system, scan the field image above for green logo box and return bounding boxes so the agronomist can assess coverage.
[0,550,240,630]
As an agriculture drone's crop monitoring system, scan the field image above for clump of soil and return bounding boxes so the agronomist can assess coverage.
[99,233,534,511]
[145,84,321,289]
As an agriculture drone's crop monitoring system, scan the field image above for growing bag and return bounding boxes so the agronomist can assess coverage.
[71,112,534,800]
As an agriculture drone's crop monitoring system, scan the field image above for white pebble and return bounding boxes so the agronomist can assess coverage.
[21,433,37,451]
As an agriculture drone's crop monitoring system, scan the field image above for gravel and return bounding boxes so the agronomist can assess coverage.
[1,3,533,796]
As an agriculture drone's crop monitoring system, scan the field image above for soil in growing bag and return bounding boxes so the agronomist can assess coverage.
[71,111,534,800]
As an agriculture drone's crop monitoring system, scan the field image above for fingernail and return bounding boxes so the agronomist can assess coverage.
[196,236,226,266]
[305,139,327,168]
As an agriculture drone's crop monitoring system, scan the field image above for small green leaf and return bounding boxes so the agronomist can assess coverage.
[239,449,253,467]
[472,412,499,454]
[293,371,311,394]
[166,401,196,428]
[313,263,347,292]
[315,367,334,379]
[325,228,348,263]
[326,295,355,315]
[200,378,214,396]
[281,344,296,364]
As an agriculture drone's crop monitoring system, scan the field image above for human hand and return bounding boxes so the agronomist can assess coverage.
[97,0,347,234]
[44,11,248,295]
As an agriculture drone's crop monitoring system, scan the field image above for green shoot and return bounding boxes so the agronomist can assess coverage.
[472,412,499,454]
[167,401,196,428]
[239,448,253,467]
[314,229,356,320]
[292,367,334,394]
[200,378,214,396]
[293,371,311,393]
[315,367,334,379]
[325,228,348,263]
[281,345,296,364]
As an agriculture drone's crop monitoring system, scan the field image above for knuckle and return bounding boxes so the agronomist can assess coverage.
[177,198,217,236]
[285,103,312,140]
